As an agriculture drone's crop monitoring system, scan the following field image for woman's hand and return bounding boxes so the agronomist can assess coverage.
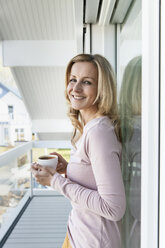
[50,152,68,174]
[31,163,56,186]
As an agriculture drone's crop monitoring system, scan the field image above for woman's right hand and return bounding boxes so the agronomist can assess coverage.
[50,151,68,174]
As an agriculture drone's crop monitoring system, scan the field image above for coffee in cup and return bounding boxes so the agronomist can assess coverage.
[37,155,58,169]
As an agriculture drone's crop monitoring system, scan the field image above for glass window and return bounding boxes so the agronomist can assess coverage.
[8,105,14,120]
[20,128,25,141]
[118,0,142,247]
[0,152,31,230]
[4,128,9,144]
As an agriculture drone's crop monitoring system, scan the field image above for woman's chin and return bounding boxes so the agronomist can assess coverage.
[71,104,82,110]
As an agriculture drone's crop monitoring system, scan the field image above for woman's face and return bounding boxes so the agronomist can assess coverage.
[67,61,98,117]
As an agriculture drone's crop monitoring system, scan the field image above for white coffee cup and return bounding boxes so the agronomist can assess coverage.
[37,155,58,169]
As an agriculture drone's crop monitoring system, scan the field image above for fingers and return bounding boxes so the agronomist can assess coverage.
[31,163,44,171]
[56,162,63,171]
[56,162,66,174]
[56,162,63,169]
[31,163,50,186]
[50,151,60,156]
[31,165,42,175]
[36,164,46,170]
[49,151,62,159]
[44,166,56,176]
[31,162,38,169]
[35,175,42,184]
[31,163,43,177]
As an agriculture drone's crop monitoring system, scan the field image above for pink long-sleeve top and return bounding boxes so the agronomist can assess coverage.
[51,116,126,248]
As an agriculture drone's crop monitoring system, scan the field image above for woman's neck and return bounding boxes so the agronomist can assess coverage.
[80,110,103,125]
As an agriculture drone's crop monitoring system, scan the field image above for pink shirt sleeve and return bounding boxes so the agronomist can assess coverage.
[51,125,126,221]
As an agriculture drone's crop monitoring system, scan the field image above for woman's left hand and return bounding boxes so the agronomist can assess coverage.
[31,163,56,186]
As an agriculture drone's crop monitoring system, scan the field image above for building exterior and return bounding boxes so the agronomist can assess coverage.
[0,82,32,146]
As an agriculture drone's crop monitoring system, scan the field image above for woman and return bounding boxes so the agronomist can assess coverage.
[31,54,126,248]
[119,56,141,248]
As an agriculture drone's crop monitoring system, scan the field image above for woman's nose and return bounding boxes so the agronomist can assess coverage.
[73,81,82,92]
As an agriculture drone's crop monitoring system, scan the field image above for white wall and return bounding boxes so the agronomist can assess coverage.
[0,92,32,145]
[92,24,116,71]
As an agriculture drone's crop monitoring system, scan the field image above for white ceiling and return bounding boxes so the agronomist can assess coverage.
[0,0,76,40]
[0,0,130,139]
[0,0,84,139]
[11,66,67,119]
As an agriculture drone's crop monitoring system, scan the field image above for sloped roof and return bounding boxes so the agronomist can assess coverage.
[0,82,21,99]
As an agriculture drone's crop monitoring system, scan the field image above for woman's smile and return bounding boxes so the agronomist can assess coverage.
[67,61,98,122]
[71,95,86,100]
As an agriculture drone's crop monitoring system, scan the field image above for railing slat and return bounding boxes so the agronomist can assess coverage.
[0,142,33,167]
[0,140,72,167]
[33,140,72,148]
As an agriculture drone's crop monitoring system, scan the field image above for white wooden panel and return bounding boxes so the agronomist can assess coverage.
[85,0,100,23]
[11,67,68,120]
[111,0,133,23]
[160,0,165,247]
[0,0,76,40]
[3,40,77,66]
[99,0,116,26]
[141,0,160,247]
[73,0,83,53]
[32,119,72,133]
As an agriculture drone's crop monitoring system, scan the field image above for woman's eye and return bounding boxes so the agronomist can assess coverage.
[69,79,76,83]
[83,80,92,85]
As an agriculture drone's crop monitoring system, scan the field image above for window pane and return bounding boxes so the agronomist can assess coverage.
[0,152,31,229]
[118,1,142,247]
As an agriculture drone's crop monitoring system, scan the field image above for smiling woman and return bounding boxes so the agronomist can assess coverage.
[31,53,126,248]
[67,61,98,123]
[65,54,121,146]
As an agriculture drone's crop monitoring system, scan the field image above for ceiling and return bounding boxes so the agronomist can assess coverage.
[0,0,76,40]
[0,0,132,140]
[0,0,84,139]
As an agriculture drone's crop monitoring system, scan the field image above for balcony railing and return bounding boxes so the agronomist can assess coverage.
[0,140,72,247]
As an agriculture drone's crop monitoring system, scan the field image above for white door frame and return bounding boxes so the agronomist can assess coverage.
[160,0,165,247]
[141,0,160,247]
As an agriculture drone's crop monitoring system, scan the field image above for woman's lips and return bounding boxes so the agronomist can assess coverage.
[72,95,85,100]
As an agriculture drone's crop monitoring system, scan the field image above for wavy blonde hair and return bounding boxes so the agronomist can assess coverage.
[119,56,141,117]
[119,56,142,141]
[65,53,121,146]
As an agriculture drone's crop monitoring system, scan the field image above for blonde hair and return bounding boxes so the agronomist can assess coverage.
[119,56,141,141]
[65,53,121,146]
[120,56,141,116]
